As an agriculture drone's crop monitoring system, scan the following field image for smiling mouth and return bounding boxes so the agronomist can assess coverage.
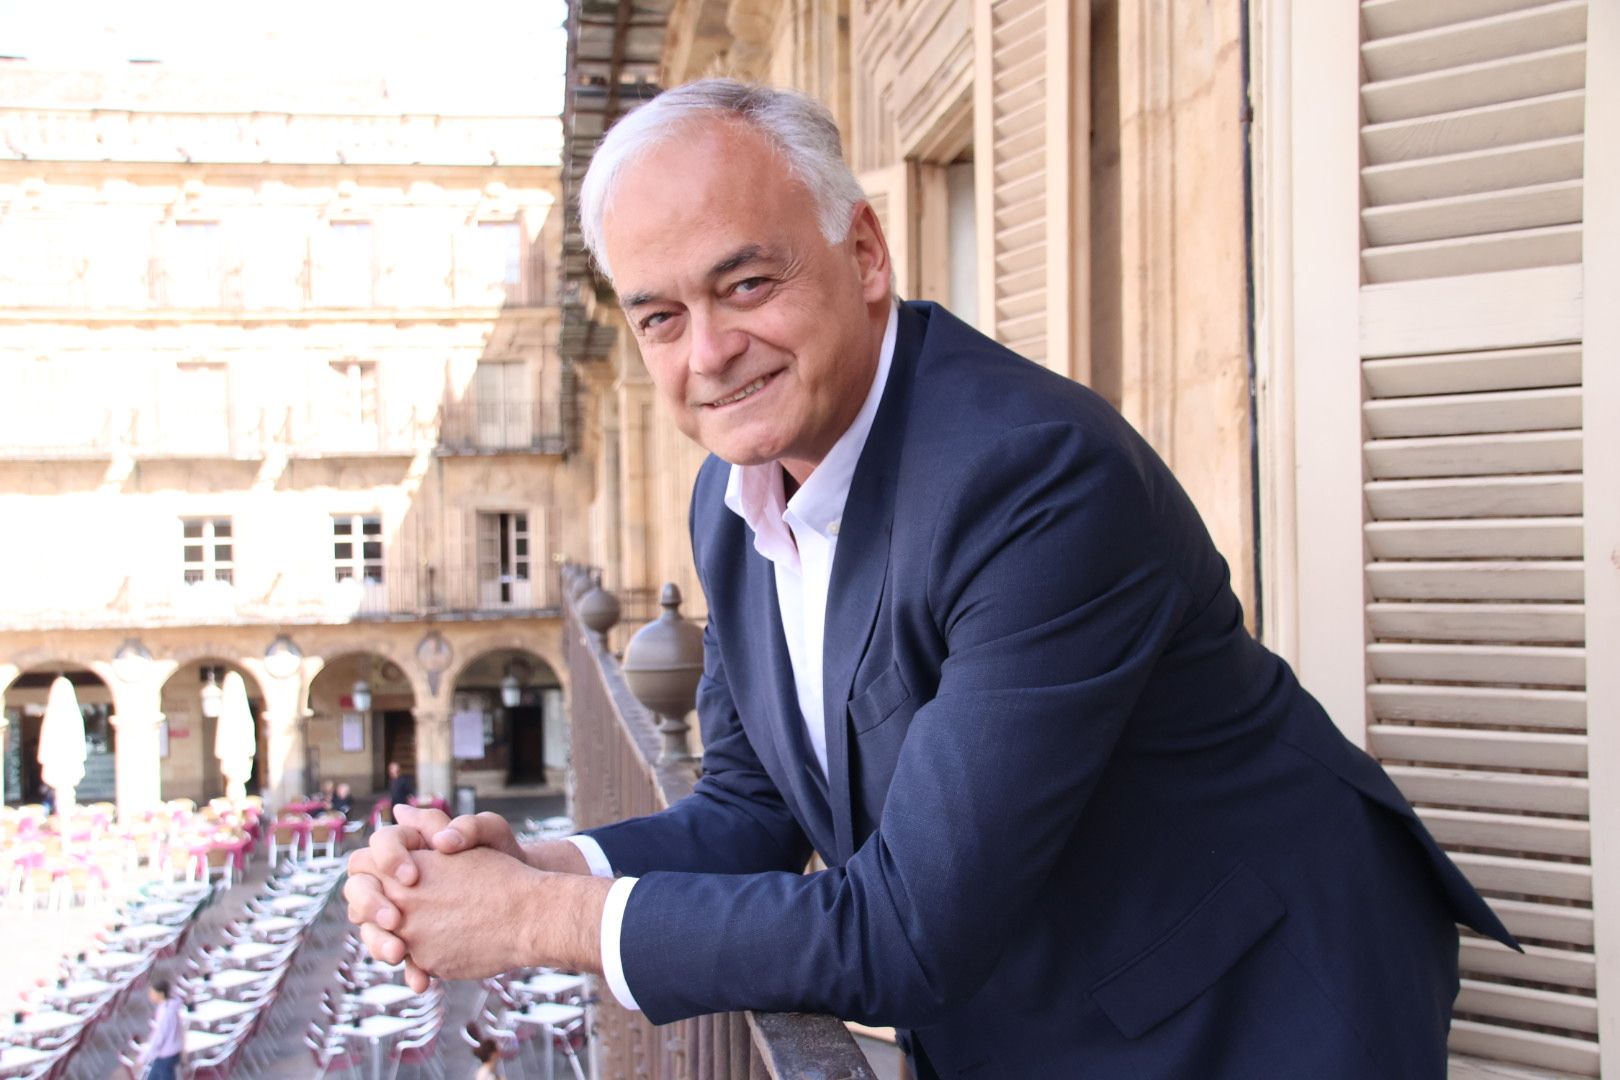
[706,371,778,408]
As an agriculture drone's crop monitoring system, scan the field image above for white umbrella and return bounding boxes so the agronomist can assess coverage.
[38,675,87,813]
[214,671,256,803]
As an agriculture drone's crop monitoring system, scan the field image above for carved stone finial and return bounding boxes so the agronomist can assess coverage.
[622,583,705,765]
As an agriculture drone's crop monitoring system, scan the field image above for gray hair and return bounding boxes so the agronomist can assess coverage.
[579,79,867,282]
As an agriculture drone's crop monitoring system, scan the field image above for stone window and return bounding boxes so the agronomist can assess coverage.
[182,517,233,584]
[333,514,384,584]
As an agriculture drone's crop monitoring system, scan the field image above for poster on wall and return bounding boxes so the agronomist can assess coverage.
[452,709,486,760]
[340,712,365,753]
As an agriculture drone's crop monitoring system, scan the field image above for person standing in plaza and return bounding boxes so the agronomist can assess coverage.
[131,975,183,1080]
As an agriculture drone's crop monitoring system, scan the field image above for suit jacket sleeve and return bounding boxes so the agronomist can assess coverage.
[612,423,1194,1027]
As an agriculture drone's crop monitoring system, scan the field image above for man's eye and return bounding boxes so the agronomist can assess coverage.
[640,312,672,332]
[733,277,768,296]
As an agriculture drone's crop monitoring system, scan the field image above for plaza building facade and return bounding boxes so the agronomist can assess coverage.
[555,0,1619,1075]
[0,64,587,813]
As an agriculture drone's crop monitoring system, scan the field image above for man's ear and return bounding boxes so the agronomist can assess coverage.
[847,202,893,304]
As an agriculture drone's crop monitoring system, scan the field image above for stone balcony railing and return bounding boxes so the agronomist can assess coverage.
[560,564,879,1080]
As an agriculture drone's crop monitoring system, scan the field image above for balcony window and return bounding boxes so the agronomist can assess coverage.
[334,514,384,584]
[477,511,530,607]
[182,517,233,585]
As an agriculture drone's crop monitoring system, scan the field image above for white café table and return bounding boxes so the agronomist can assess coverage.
[112,923,180,947]
[203,969,270,998]
[183,1029,230,1055]
[0,1010,81,1042]
[222,942,281,968]
[39,979,110,1007]
[187,999,257,1030]
[264,893,318,915]
[125,900,194,924]
[355,984,419,1012]
[511,1002,586,1080]
[0,1045,53,1074]
[247,915,302,939]
[334,1014,420,1080]
[516,972,587,1001]
[144,882,209,903]
[283,870,337,892]
[85,950,146,975]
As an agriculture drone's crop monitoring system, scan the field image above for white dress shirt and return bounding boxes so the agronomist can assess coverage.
[570,304,900,1011]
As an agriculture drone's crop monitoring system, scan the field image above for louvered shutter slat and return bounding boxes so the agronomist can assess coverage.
[1361,1,1587,82]
[1456,981,1598,1037]
[1369,725,1587,772]
[1366,601,1585,642]
[1369,684,1585,726]
[1485,898,1595,948]
[1364,519,1582,558]
[1363,430,1582,478]
[1417,808,1590,859]
[1361,44,1587,124]
[1363,346,1581,396]
[1388,765,1589,816]
[1361,91,1585,165]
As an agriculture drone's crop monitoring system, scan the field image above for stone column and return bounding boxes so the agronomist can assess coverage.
[252,666,309,807]
[413,707,453,801]
[110,688,167,821]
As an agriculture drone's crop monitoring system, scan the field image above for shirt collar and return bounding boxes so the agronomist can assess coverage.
[724,302,899,565]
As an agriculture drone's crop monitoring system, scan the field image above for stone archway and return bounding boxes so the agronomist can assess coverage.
[447,647,566,794]
[156,659,269,805]
[2,661,117,807]
[306,651,419,800]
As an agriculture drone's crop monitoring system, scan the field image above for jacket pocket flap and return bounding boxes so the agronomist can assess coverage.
[1090,863,1285,1039]
[849,662,911,733]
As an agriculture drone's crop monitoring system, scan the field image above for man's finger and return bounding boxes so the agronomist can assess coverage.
[405,958,431,994]
[360,823,430,886]
[429,811,514,855]
[393,804,452,838]
[342,874,400,931]
[359,921,407,965]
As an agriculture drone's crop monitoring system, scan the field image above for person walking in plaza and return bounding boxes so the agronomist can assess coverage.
[130,975,184,1080]
[346,80,1515,1078]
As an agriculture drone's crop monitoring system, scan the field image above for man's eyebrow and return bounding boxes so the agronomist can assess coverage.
[620,246,777,311]
[709,245,771,279]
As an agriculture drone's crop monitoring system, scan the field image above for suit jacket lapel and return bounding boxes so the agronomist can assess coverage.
[750,543,836,857]
[820,302,923,863]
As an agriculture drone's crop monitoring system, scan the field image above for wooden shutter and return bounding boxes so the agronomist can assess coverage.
[1355,3,1599,1074]
[972,0,1087,382]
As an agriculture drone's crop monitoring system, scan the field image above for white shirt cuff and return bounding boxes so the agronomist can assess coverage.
[566,834,616,878]
[599,876,641,1011]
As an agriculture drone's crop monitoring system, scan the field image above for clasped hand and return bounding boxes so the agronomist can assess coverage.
[344,804,543,992]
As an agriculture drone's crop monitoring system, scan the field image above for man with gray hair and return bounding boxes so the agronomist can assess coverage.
[346,79,1512,1078]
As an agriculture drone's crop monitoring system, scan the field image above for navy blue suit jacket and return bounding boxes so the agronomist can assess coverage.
[585,302,1514,1078]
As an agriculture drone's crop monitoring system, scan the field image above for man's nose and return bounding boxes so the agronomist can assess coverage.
[688,308,746,378]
